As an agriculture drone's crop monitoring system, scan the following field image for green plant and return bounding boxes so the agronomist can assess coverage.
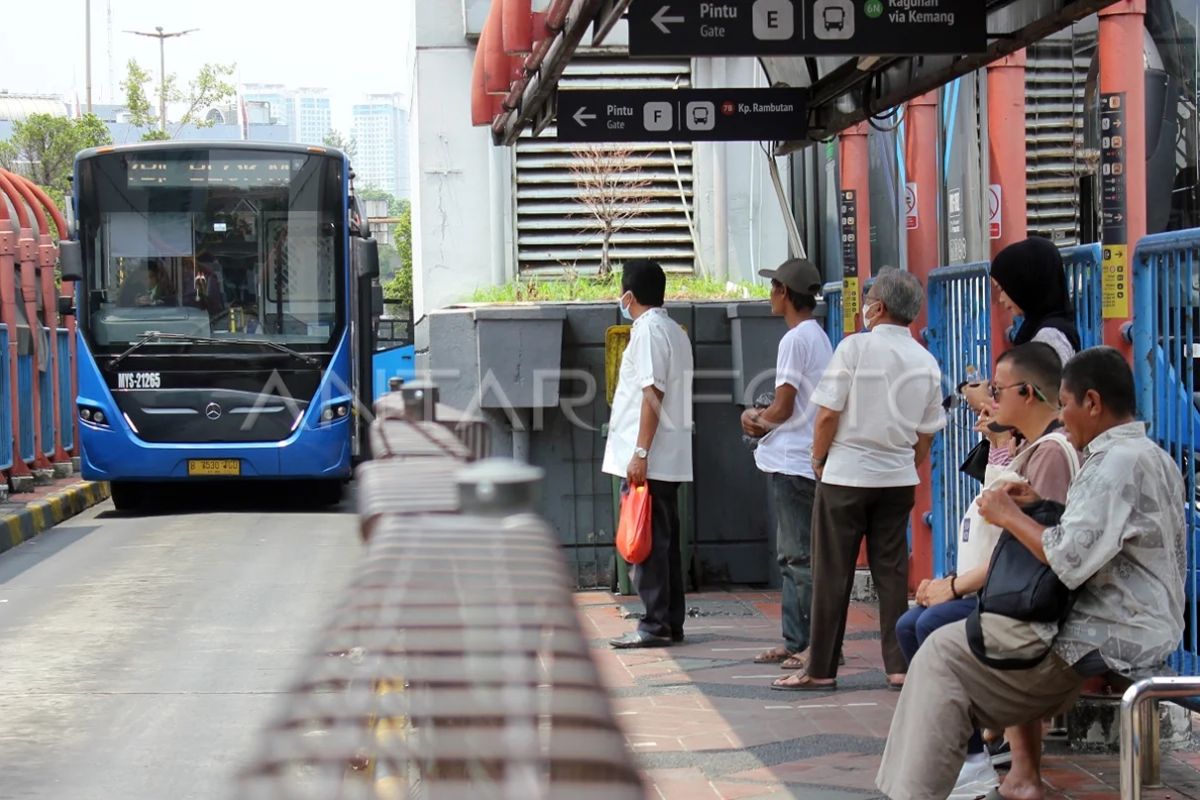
[468,274,769,304]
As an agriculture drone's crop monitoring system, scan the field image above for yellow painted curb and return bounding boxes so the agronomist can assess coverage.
[0,481,111,556]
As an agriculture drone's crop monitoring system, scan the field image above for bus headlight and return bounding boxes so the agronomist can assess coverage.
[79,405,110,427]
[319,401,350,425]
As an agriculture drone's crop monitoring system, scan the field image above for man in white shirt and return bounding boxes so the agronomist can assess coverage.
[775,269,946,691]
[741,259,833,669]
[604,259,695,649]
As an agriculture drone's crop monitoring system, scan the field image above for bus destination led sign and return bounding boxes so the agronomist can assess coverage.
[127,158,294,188]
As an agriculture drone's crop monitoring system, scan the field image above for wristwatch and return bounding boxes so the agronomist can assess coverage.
[634,447,649,459]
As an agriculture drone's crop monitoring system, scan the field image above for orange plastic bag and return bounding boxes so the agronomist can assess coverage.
[616,483,653,564]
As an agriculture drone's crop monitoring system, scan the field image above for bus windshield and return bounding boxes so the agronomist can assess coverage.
[75,148,345,350]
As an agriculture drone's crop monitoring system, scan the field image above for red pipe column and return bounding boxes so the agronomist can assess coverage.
[1098,1,1145,357]
[838,122,872,569]
[986,50,1028,357]
[0,175,33,489]
[9,175,71,472]
[904,91,940,591]
[838,122,872,331]
[18,178,76,463]
[0,173,52,480]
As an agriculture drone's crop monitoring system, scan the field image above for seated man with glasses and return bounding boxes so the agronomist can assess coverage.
[893,341,1079,795]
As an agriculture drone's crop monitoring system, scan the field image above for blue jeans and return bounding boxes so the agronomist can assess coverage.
[771,473,816,654]
[896,597,986,755]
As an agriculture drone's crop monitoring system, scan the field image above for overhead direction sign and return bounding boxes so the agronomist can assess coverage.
[629,0,987,57]
[556,88,808,143]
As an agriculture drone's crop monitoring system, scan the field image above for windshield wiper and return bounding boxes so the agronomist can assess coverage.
[108,331,321,369]
[107,332,164,370]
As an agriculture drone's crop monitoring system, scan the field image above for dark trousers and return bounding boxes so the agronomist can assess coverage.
[628,479,684,639]
[771,473,816,654]
[807,483,914,679]
[896,597,984,754]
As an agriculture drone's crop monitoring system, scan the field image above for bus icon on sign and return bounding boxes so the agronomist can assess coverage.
[814,0,854,40]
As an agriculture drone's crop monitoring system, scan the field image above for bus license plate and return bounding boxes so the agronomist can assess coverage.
[187,459,241,477]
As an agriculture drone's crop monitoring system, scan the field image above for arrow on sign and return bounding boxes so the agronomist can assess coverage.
[572,107,597,127]
[652,5,685,34]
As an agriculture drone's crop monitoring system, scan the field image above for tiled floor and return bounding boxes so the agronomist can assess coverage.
[577,589,1200,800]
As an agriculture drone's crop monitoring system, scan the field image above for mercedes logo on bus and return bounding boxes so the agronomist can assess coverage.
[205,402,223,421]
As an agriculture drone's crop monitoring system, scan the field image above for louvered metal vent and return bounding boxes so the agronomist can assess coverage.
[515,59,696,276]
[1025,35,1090,246]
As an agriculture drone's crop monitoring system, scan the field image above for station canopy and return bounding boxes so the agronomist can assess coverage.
[488,0,1121,151]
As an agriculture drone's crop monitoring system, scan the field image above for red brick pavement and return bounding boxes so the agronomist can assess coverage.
[576,589,1200,800]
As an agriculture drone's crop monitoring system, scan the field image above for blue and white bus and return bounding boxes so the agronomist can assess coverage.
[60,142,381,510]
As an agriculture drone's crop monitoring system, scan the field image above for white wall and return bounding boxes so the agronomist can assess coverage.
[692,57,793,284]
[409,0,509,323]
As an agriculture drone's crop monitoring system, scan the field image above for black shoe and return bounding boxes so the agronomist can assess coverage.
[610,630,672,649]
[671,631,685,643]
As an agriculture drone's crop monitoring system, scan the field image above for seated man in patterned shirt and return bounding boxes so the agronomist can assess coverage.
[876,347,1187,800]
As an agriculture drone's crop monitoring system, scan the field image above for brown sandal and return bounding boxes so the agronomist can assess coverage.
[779,653,808,670]
[780,652,844,670]
[753,646,795,664]
[771,671,837,692]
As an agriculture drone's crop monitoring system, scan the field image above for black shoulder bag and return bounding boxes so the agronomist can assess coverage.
[965,500,1074,670]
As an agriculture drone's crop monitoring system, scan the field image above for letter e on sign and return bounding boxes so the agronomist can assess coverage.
[753,0,794,40]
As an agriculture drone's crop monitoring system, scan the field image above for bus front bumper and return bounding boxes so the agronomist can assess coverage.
[78,417,352,481]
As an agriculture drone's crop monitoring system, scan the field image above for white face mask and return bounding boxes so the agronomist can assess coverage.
[619,292,633,321]
[861,301,878,330]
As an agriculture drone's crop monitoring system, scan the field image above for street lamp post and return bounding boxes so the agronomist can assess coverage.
[85,0,92,113]
[124,26,199,133]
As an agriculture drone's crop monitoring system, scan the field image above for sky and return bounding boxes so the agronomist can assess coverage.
[1,0,415,132]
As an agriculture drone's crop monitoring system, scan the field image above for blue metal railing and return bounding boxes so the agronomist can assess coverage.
[0,326,13,471]
[57,328,72,452]
[822,280,844,347]
[925,262,992,577]
[1062,243,1104,351]
[1132,229,1200,674]
[17,350,33,464]
[39,328,53,457]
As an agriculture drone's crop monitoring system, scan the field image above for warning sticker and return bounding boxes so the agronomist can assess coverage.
[842,277,860,335]
[1102,244,1129,319]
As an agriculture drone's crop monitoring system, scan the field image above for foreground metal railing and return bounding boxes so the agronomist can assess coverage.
[237,382,642,800]
[1120,676,1200,799]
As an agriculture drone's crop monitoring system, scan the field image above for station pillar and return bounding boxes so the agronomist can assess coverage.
[986,50,1028,357]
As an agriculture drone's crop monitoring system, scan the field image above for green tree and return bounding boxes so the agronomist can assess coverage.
[122,58,237,140]
[323,129,356,159]
[0,113,113,208]
[357,187,405,218]
[383,200,413,307]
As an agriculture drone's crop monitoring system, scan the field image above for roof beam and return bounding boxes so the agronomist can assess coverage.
[493,0,609,146]
[777,0,1119,152]
[591,0,632,46]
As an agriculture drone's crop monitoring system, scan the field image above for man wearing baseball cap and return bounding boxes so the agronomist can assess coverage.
[742,258,833,670]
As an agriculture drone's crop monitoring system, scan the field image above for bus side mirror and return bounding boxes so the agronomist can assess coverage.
[355,237,379,279]
[59,241,83,281]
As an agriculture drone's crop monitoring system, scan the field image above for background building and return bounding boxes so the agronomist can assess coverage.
[241,84,330,145]
[351,93,410,198]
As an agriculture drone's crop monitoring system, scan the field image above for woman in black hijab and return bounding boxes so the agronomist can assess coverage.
[960,236,1080,480]
[988,236,1081,364]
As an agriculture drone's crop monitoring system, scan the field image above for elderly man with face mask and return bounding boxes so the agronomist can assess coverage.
[604,258,695,650]
[773,268,946,692]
